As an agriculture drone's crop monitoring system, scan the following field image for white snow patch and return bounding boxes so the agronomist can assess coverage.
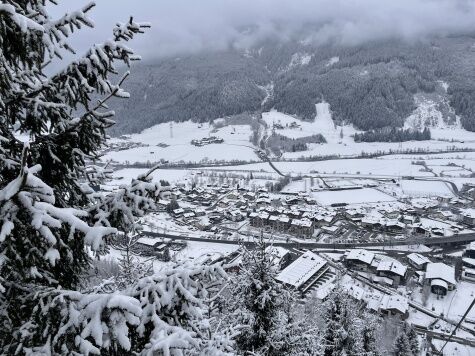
[326,56,340,66]
[288,52,312,69]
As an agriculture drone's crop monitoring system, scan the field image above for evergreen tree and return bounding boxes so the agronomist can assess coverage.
[322,287,352,356]
[393,323,419,356]
[361,313,382,356]
[227,237,315,355]
[393,331,412,356]
[166,198,180,213]
[0,2,228,354]
[321,286,381,356]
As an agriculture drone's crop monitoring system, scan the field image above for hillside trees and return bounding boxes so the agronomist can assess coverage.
[354,127,430,142]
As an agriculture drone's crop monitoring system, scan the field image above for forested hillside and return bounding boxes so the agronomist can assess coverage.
[110,35,475,135]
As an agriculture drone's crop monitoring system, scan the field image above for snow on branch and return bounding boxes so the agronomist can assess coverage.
[16,263,228,355]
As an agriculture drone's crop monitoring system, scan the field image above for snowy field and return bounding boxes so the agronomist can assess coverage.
[104,121,256,164]
[202,158,434,177]
[108,168,192,187]
[173,241,240,264]
[104,100,475,165]
[400,180,454,198]
[311,188,397,206]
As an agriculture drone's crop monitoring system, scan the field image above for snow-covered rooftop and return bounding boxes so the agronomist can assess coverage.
[425,262,456,285]
[407,253,431,266]
[346,249,375,265]
[136,237,160,246]
[379,295,409,314]
[276,251,327,289]
[377,258,407,277]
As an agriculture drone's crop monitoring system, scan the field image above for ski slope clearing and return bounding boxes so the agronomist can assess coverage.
[104,101,475,166]
[262,103,359,143]
[263,103,475,161]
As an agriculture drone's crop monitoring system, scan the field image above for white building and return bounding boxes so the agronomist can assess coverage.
[276,251,328,293]
[425,262,456,295]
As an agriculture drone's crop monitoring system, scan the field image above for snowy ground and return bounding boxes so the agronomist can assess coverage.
[202,157,434,177]
[412,281,475,324]
[311,188,397,206]
[104,121,256,164]
[105,99,475,166]
[400,180,454,198]
[109,168,192,187]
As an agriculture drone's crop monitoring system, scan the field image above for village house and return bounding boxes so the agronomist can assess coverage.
[459,208,475,227]
[385,220,405,234]
[172,208,184,217]
[344,249,375,271]
[249,211,269,228]
[425,262,456,295]
[266,246,294,269]
[345,209,365,222]
[268,215,290,232]
[465,242,475,259]
[135,237,163,256]
[377,295,409,320]
[376,257,407,286]
[407,253,431,270]
[225,210,245,222]
[402,215,418,225]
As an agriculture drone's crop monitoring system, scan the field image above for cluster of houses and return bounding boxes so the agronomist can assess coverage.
[272,121,300,130]
[344,199,472,237]
[190,136,224,146]
[343,248,457,296]
[104,139,149,153]
[249,206,338,237]
[155,178,475,244]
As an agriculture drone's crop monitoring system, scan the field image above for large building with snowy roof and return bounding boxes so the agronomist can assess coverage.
[425,262,456,295]
[275,251,328,293]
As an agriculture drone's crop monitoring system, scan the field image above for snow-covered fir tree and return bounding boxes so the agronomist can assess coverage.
[393,322,419,356]
[225,237,317,355]
[321,285,381,356]
[0,2,228,354]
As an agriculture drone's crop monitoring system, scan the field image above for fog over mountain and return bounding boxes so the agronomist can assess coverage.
[54,0,475,60]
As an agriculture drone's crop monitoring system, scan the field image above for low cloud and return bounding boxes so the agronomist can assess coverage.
[50,0,475,61]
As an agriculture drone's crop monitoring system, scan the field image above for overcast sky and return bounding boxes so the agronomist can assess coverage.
[50,0,475,62]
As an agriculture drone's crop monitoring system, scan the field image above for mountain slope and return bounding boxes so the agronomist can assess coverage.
[109,35,475,135]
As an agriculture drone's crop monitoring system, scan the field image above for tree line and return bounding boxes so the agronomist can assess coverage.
[354,127,431,142]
